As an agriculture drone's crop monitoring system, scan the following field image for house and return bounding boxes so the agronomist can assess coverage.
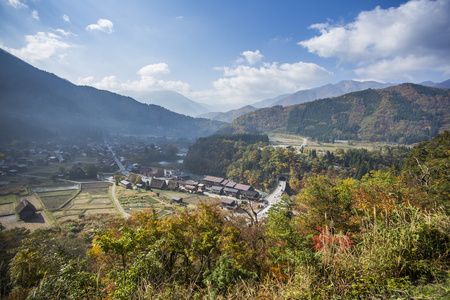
[224,181,237,188]
[203,175,225,186]
[150,178,167,190]
[241,190,260,201]
[167,180,179,191]
[223,187,240,198]
[220,198,237,210]
[120,180,132,189]
[234,183,254,192]
[136,183,145,189]
[16,199,36,220]
[210,186,224,195]
[185,185,197,193]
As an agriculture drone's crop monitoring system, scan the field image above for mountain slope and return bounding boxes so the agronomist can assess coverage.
[197,105,257,123]
[218,84,450,144]
[137,90,210,117]
[0,49,225,142]
[272,80,394,107]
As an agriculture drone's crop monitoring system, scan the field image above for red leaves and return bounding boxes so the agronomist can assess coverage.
[312,226,351,251]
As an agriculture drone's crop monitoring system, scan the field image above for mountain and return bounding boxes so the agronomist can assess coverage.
[252,94,291,108]
[434,79,450,89]
[0,49,225,142]
[137,90,210,117]
[197,105,257,123]
[218,84,450,144]
[272,80,394,107]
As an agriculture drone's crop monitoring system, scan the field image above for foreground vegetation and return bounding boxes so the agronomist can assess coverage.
[0,132,449,299]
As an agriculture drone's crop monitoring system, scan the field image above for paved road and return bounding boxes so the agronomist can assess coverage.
[257,180,287,219]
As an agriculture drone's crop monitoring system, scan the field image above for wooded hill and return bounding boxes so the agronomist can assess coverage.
[218,84,450,144]
[0,50,225,143]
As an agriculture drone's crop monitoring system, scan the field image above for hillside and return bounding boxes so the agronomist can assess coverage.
[218,84,450,144]
[0,50,225,142]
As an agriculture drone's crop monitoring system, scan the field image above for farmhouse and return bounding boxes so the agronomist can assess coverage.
[224,187,240,198]
[150,178,167,190]
[210,186,223,195]
[16,199,36,220]
[203,175,225,186]
[241,190,260,200]
[120,180,132,189]
[220,198,237,210]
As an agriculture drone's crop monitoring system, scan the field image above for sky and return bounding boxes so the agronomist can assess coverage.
[1,0,450,111]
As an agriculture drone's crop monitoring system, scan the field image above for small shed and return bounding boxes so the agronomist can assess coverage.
[16,199,36,220]
[171,196,183,203]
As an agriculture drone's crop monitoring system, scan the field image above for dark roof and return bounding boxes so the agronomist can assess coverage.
[15,199,36,213]
[235,183,252,191]
[203,175,225,185]
[224,187,239,194]
[225,181,237,188]
[221,198,236,206]
[211,186,223,192]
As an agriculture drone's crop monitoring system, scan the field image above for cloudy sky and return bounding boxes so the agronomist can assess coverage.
[1,0,449,110]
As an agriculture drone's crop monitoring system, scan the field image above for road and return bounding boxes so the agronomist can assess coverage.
[111,183,131,218]
[257,180,287,219]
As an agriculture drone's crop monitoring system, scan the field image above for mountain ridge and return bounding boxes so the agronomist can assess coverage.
[218,83,450,144]
[0,49,225,142]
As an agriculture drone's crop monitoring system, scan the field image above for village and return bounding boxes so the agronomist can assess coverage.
[0,139,279,232]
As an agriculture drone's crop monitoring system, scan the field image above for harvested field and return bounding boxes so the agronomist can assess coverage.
[84,208,117,215]
[0,212,52,232]
[37,189,78,210]
[0,203,14,215]
[81,182,111,195]
[90,198,111,204]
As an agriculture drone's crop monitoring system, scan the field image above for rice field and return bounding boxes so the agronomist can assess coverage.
[37,189,78,210]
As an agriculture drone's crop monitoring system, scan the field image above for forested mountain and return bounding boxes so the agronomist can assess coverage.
[271,80,393,107]
[0,50,225,142]
[219,84,450,144]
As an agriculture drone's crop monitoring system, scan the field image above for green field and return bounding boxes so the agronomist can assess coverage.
[0,194,16,205]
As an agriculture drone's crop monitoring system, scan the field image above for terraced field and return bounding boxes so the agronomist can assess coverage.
[54,182,116,221]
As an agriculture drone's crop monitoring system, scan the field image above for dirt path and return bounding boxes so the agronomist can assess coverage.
[111,184,131,218]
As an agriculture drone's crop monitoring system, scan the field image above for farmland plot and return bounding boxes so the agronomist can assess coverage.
[54,182,116,221]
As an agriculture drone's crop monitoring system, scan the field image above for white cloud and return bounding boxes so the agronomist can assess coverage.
[138,63,170,76]
[63,14,70,23]
[7,0,27,8]
[240,50,264,65]
[0,31,72,63]
[192,60,332,108]
[298,0,450,81]
[31,10,39,20]
[76,76,95,86]
[80,64,190,95]
[86,19,114,34]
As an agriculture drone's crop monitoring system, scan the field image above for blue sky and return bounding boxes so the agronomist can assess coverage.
[1,0,449,110]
